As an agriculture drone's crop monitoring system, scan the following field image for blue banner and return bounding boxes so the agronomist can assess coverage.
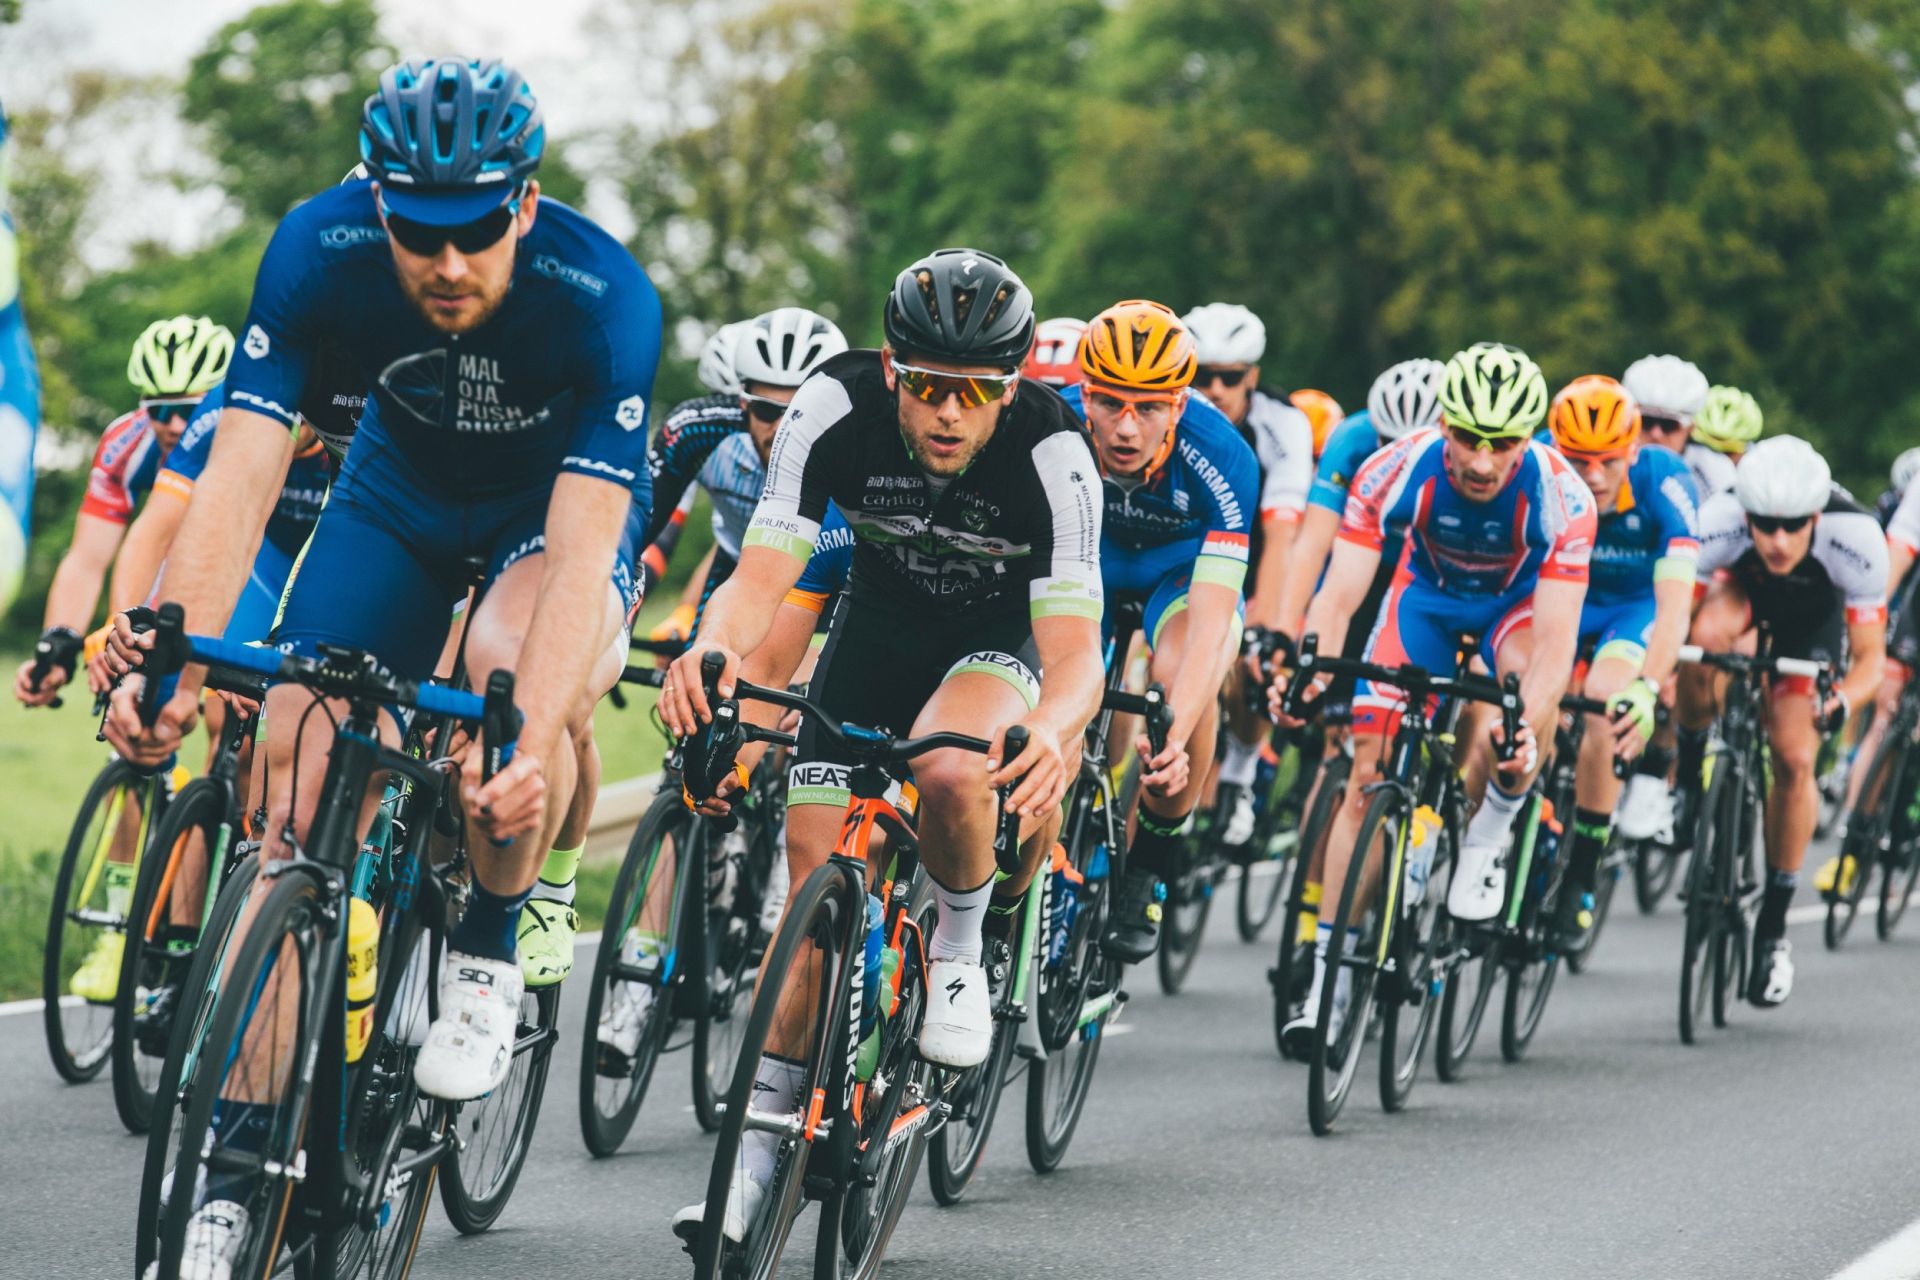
[0,103,42,610]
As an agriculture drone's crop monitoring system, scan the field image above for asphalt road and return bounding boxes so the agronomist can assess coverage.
[6,842,1920,1280]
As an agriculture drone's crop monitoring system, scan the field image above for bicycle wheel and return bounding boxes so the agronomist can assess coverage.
[437,982,560,1234]
[1024,971,1110,1173]
[136,853,260,1277]
[115,779,227,1133]
[1434,929,1498,1083]
[1307,788,1394,1136]
[694,822,764,1133]
[1237,750,1303,941]
[823,881,937,1279]
[1271,754,1346,1058]
[1501,819,1565,1064]
[1632,836,1682,914]
[1026,795,1116,1172]
[686,862,852,1280]
[927,924,1017,1205]
[44,759,151,1083]
[149,865,330,1280]
[1156,842,1217,996]
[1878,752,1920,939]
[1567,839,1623,975]
[578,791,690,1156]
[1830,733,1901,950]
[1679,770,1733,1044]
[310,925,448,1280]
[1380,820,1452,1112]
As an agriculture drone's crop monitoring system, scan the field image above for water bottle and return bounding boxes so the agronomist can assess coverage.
[344,897,379,1062]
[856,945,901,1082]
[1047,860,1083,966]
[859,894,883,1037]
[1086,840,1111,882]
[1405,806,1441,907]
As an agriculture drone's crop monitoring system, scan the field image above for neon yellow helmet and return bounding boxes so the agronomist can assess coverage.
[127,315,234,398]
[1692,384,1762,455]
[1437,341,1548,439]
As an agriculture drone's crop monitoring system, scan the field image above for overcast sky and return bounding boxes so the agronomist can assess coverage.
[1,0,669,265]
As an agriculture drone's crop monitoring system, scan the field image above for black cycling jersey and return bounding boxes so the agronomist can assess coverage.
[747,350,1102,620]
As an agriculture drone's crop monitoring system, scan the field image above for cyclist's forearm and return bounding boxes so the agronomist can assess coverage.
[1245,514,1293,632]
[1888,543,1913,598]
[1840,624,1886,713]
[675,544,717,611]
[1520,583,1584,734]
[1276,506,1339,636]
[737,601,815,732]
[694,546,804,661]
[1169,583,1239,740]
[1030,615,1103,746]
[1640,577,1693,688]
[517,481,632,759]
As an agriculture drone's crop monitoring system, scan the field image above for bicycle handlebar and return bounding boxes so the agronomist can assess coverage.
[1284,633,1526,760]
[135,604,520,776]
[683,649,1031,873]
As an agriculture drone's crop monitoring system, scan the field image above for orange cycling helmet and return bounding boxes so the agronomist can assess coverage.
[1291,388,1345,456]
[1079,300,1197,392]
[1549,374,1641,456]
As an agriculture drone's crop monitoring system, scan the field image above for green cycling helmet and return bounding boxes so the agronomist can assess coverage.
[128,315,234,398]
[1437,341,1548,439]
[1692,384,1762,455]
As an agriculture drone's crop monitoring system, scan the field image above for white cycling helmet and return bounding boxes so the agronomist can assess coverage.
[734,307,849,389]
[1892,446,1920,497]
[1621,354,1709,421]
[1181,302,1266,365]
[1735,435,1831,519]
[697,321,747,395]
[1366,358,1444,441]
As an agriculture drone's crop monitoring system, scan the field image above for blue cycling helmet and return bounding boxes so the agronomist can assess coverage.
[360,58,544,224]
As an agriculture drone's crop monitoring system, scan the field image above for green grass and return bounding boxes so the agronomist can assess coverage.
[0,584,683,1001]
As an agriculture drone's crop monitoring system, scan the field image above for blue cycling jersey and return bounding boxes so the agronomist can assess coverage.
[793,504,855,596]
[225,178,662,505]
[1309,411,1386,515]
[1059,383,1258,599]
[162,384,334,557]
[1582,442,1700,605]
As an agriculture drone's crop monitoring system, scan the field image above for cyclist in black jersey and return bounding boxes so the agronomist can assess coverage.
[1678,437,1888,1008]
[661,247,1104,1244]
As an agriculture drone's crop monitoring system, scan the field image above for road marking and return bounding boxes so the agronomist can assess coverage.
[1829,1214,1920,1280]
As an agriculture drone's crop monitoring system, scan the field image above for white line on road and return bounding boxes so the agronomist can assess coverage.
[1829,1215,1920,1280]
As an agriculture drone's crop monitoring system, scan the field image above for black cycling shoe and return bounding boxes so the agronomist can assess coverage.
[1669,781,1702,852]
[1748,934,1795,1009]
[1554,889,1596,957]
[1101,869,1165,964]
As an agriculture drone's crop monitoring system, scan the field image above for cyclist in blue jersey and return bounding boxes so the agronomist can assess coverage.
[1058,300,1259,962]
[1274,343,1596,1054]
[1269,358,1442,986]
[108,58,662,1178]
[1541,375,1699,949]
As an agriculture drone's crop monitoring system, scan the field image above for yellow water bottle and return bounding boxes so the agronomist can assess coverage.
[1406,805,1443,906]
[345,898,379,1062]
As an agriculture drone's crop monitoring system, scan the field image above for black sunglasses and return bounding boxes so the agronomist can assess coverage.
[741,394,788,424]
[1748,514,1812,535]
[1196,366,1250,388]
[1446,423,1526,454]
[142,399,199,424]
[384,201,518,257]
[1641,414,1686,433]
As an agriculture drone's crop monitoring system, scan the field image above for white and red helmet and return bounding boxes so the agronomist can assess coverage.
[1022,317,1089,388]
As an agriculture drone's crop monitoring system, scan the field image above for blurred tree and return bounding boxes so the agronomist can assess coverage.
[182,0,394,222]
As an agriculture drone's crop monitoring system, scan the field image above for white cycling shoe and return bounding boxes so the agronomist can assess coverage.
[917,959,992,1068]
[1222,789,1257,847]
[143,1199,249,1280]
[1616,774,1673,843]
[414,951,522,1102]
[597,975,654,1061]
[1448,833,1510,923]
[672,1171,768,1246]
[759,857,790,936]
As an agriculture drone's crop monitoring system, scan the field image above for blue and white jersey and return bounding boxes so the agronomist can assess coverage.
[1583,443,1700,605]
[159,384,334,558]
[641,393,764,559]
[224,176,663,508]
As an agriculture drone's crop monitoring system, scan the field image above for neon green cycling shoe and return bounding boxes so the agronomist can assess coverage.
[70,932,125,1004]
[517,898,578,988]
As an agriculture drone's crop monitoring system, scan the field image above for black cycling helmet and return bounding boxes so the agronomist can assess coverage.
[360,58,544,224]
[882,248,1035,370]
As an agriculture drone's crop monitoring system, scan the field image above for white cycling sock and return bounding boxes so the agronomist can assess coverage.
[1465,783,1527,848]
[739,1054,807,1186]
[1220,732,1260,788]
[927,875,994,965]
